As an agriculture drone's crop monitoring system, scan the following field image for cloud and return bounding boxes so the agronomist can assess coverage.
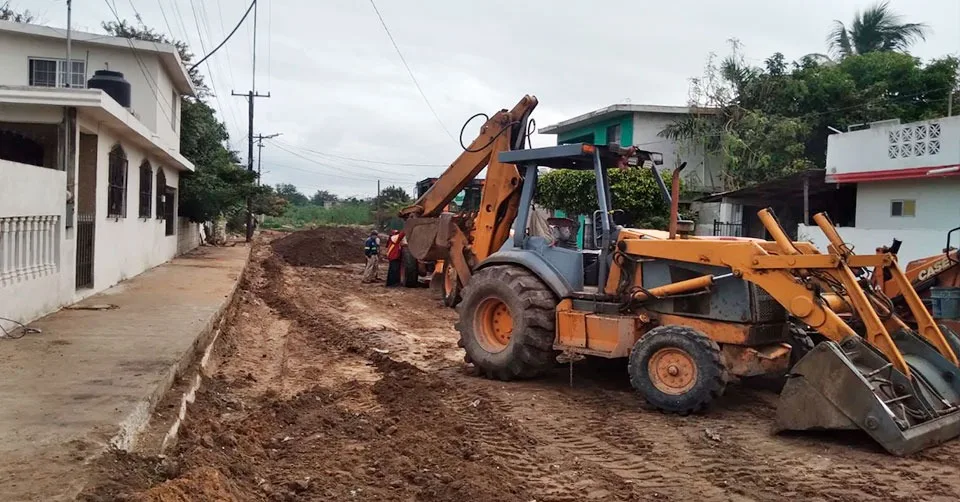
[38,0,960,196]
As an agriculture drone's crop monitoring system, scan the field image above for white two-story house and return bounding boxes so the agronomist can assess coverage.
[0,19,199,329]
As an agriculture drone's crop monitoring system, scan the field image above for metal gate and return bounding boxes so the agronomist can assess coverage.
[75,213,94,289]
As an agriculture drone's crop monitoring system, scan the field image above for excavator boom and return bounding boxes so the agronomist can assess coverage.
[401,95,538,289]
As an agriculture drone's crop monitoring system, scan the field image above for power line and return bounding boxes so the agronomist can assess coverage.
[366,0,455,142]
[154,0,175,40]
[269,142,420,183]
[189,0,256,71]
[274,139,449,170]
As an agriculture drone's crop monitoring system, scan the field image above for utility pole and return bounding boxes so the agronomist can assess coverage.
[376,180,381,230]
[64,0,72,174]
[253,133,282,185]
[232,0,270,242]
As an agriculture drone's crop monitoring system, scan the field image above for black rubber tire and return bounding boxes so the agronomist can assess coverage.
[628,325,727,415]
[441,260,462,308]
[455,265,558,380]
[400,248,419,288]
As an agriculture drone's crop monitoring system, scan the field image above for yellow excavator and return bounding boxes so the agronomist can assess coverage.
[401,95,960,455]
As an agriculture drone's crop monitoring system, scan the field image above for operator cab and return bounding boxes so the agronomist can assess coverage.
[495,143,666,298]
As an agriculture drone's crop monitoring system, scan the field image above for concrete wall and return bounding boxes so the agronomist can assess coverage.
[826,116,960,181]
[83,116,180,291]
[0,159,70,329]
[0,31,179,150]
[632,112,723,192]
[855,178,960,230]
[797,223,949,266]
[176,218,201,256]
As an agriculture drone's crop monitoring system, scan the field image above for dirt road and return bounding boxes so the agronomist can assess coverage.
[83,228,960,502]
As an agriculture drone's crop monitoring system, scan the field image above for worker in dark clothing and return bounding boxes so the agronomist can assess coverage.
[385,230,406,287]
[362,230,380,283]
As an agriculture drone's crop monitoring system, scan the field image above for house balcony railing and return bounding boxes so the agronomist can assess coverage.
[0,215,60,287]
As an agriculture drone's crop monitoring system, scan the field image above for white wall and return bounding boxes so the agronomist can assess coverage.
[0,30,180,151]
[797,224,949,266]
[85,119,180,291]
[633,112,723,191]
[0,160,70,328]
[826,116,960,180]
[855,178,960,230]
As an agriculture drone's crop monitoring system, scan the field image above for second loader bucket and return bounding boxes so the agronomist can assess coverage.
[777,336,960,456]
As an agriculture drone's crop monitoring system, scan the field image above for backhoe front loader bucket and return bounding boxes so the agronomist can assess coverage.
[777,335,960,456]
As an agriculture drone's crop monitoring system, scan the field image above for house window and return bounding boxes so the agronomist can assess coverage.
[138,161,152,218]
[29,58,85,88]
[891,199,916,217]
[107,145,128,218]
[156,168,166,219]
[606,124,621,146]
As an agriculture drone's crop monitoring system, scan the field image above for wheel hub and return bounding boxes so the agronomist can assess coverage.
[475,297,513,352]
[648,347,697,395]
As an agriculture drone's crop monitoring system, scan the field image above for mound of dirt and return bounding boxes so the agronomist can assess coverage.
[271,226,369,267]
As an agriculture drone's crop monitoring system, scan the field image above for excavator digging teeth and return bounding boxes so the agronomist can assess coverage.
[777,337,960,456]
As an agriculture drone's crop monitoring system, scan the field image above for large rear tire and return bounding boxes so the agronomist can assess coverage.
[455,265,558,380]
[400,248,419,288]
[628,325,727,414]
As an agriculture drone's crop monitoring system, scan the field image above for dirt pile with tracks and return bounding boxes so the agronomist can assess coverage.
[81,228,960,502]
[271,226,368,267]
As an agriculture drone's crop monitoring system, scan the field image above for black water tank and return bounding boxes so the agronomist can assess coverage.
[87,70,131,108]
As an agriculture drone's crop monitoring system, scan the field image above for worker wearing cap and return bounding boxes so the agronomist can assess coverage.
[385,229,406,287]
[361,230,381,283]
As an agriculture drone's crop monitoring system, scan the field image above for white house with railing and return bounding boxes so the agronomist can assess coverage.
[798,116,960,264]
[0,19,200,329]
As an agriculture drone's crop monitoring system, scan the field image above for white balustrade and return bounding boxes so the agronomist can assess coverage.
[0,215,59,287]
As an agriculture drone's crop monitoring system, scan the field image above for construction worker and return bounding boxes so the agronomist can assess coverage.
[385,229,406,287]
[361,230,381,283]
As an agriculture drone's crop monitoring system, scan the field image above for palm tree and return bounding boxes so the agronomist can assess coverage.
[828,1,929,58]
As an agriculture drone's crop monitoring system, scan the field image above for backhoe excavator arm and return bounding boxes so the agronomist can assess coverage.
[401,95,538,286]
[400,95,537,219]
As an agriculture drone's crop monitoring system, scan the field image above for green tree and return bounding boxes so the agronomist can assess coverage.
[536,167,673,229]
[828,1,929,58]
[310,190,339,205]
[275,183,309,206]
[661,40,957,189]
[376,186,411,207]
[0,2,33,22]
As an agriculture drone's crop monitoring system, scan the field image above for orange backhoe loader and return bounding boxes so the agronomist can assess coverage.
[402,96,960,455]
[870,228,960,357]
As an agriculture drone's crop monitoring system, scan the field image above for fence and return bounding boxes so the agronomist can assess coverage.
[0,215,60,287]
[713,221,745,237]
[75,213,95,289]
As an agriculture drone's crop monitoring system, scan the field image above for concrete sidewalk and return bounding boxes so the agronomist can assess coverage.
[0,244,249,501]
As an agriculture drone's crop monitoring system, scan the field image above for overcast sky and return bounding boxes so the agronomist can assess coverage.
[23,0,960,198]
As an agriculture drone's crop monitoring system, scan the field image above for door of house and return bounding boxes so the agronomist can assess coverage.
[75,213,94,289]
[164,187,175,236]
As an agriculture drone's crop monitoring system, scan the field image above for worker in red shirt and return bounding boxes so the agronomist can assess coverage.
[385,229,406,287]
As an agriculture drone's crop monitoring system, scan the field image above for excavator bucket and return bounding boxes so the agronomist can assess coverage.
[403,214,455,262]
[777,334,960,456]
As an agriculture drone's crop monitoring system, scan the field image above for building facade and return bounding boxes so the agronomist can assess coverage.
[798,116,960,264]
[0,20,198,329]
[539,103,725,234]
